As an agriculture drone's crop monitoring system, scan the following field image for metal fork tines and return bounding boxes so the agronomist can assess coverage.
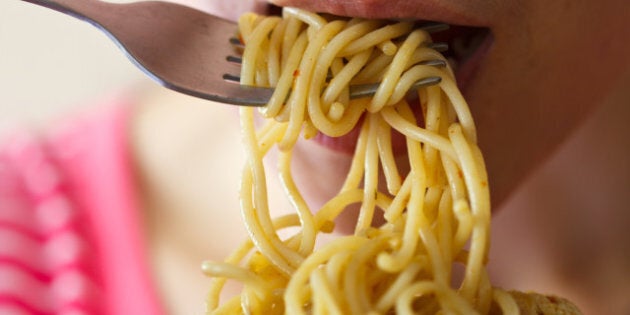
[222,59,446,103]
[225,22,450,106]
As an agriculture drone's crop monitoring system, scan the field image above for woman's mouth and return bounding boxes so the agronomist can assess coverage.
[314,24,494,155]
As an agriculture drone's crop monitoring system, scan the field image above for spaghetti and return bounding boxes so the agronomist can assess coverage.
[202,8,580,315]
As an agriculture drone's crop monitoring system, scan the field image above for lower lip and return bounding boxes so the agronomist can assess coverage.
[313,32,495,155]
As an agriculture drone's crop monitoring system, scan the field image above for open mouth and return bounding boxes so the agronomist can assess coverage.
[267,3,494,94]
[264,5,495,154]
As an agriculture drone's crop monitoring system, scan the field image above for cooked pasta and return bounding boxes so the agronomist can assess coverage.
[201,8,579,315]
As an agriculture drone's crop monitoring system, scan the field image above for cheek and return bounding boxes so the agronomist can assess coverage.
[464,0,630,205]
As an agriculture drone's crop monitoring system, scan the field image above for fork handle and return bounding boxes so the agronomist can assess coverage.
[20,0,114,26]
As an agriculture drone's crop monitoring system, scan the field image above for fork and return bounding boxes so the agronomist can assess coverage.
[20,0,448,106]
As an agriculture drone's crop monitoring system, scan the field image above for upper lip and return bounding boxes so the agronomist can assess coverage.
[277,0,491,27]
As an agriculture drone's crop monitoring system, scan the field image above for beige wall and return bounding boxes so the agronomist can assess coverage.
[0,0,144,135]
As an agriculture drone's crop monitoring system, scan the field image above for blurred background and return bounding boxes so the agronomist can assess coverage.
[0,0,144,136]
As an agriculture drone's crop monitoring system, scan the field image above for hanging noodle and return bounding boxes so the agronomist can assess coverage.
[202,8,582,315]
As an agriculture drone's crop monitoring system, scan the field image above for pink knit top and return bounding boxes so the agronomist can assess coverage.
[0,100,164,314]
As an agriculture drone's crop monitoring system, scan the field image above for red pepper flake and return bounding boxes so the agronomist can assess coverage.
[293,70,300,77]
[457,170,463,179]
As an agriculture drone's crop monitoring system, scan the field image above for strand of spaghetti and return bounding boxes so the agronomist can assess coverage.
[387,65,445,106]
[307,90,368,137]
[304,22,380,135]
[241,286,264,314]
[325,251,353,313]
[255,118,277,140]
[354,45,449,85]
[258,122,288,155]
[438,284,480,314]
[206,213,304,312]
[241,108,303,262]
[205,240,255,310]
[210,296,242,314]
[271,214,328,270]
[448,123,490,302]
[441,153,467,200]
[436,188,454,276]
[278,150,316,255]
[322,48,374,113]
[370,29,429,112]
[240,108,298,275]
[355,114,380,234]
[474,148,495,313]
[240,164,297,275]
[374,261,422,312]
[339,120,369,191]
[476,268,494,314]
[378,39,398,55]
[377,104,426,272]
[376,112,402,194]
[381,104,457,160]
[423,186,443,223]
[280,186,391,262]
[383,174,412,221]
[305,19,381,108]
[354,53,393,83]
[284,222,337,254]
[262,32,308,118]
[418,191,450,290]
[202,262,270,301]
[311,54,372,132]
[267,18,287,85]
[254,39,271,87]
[339,21,413,57]
[280,17,303,69]
[283,7,327,30]
[217,214,312,314]
[279,20,346,150]
[302,116,319,139]
[410,47,454,78]
[236,13,259,41]
[452,198,474,255]
[418,223,448,286]
[327,57,349,119]
[442,78,477,143]
[423,85,443,186]
[344,237,390,313]
[310,268,344,315]
[285,236,369,314]
[327,101,345,122]
[313,189,364,227]
[239,16,281,85]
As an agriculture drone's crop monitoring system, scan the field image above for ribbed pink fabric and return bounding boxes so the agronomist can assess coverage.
[0,100,164,315]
